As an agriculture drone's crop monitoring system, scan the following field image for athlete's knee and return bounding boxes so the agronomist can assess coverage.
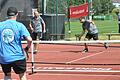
[19,73,27,80]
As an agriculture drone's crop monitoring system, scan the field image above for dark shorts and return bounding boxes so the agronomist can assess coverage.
[1,59,26,75]
[85,33,98,40]
[32,32,42,40]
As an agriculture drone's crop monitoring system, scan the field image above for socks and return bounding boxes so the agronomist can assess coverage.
[4,76,12,80]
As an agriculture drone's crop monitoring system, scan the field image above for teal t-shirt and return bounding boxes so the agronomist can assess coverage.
[0,20,30,64]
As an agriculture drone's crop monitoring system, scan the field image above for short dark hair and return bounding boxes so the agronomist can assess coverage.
[79,17,85,20]
[7,7,18,16]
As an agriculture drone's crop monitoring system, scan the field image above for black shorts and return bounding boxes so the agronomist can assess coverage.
[1,59,26,75]
[85,33,98,40]
[32,32,42,40]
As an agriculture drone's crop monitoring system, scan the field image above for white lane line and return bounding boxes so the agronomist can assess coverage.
[30,67,111,71]
[0,66,112,72]
[66,51,105,63]
[38,73,120,77]
[27,69,120,73]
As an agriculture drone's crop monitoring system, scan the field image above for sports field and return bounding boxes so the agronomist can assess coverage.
[0,20,120,80]
[0,42,120,80]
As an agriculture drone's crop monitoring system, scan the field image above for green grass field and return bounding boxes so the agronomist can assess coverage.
[65,20,119,40]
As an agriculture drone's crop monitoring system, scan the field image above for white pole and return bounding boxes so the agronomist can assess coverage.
[44,0,47,13]
[89,0,92,21]
[31,41,35,74]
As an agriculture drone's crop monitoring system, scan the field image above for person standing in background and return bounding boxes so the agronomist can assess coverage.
[29,10,46,54]
[0,7,32,80]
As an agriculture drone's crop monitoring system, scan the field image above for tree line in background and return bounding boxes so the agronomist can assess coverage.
[38,0,118,16]
[93,0,115,15]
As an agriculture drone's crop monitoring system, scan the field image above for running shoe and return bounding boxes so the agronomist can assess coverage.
[33,50,38,54]
[104,42,109,49]
[82,48,88,53]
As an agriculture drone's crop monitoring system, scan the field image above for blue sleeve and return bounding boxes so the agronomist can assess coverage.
[20,23,30,38]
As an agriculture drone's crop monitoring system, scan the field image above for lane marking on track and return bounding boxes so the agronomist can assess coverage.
[38,73,120,77]
[26,66,120,73]
[1,66,120,73]
[66,50,105,63]
[27,67,112,71]
[27,69,120,73]
[0,66,112,72]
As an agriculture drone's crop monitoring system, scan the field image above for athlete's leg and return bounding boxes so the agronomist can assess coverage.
[19,73,27,80]
[82,33,91,53]
[1,64,12,80]
[4,72,12,80]
[34,32,43,54]
[13,59,27,80]
[34,40,39,53]
[82,38,89,53]
[32,32,38,53]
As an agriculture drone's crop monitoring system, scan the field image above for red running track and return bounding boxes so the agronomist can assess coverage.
[0,43,120,80]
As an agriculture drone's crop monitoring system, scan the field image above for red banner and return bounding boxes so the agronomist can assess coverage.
[69,3,88,18]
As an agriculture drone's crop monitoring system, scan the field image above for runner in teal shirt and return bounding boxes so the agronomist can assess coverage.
[0,7,32,80]
[0,20,30,64]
